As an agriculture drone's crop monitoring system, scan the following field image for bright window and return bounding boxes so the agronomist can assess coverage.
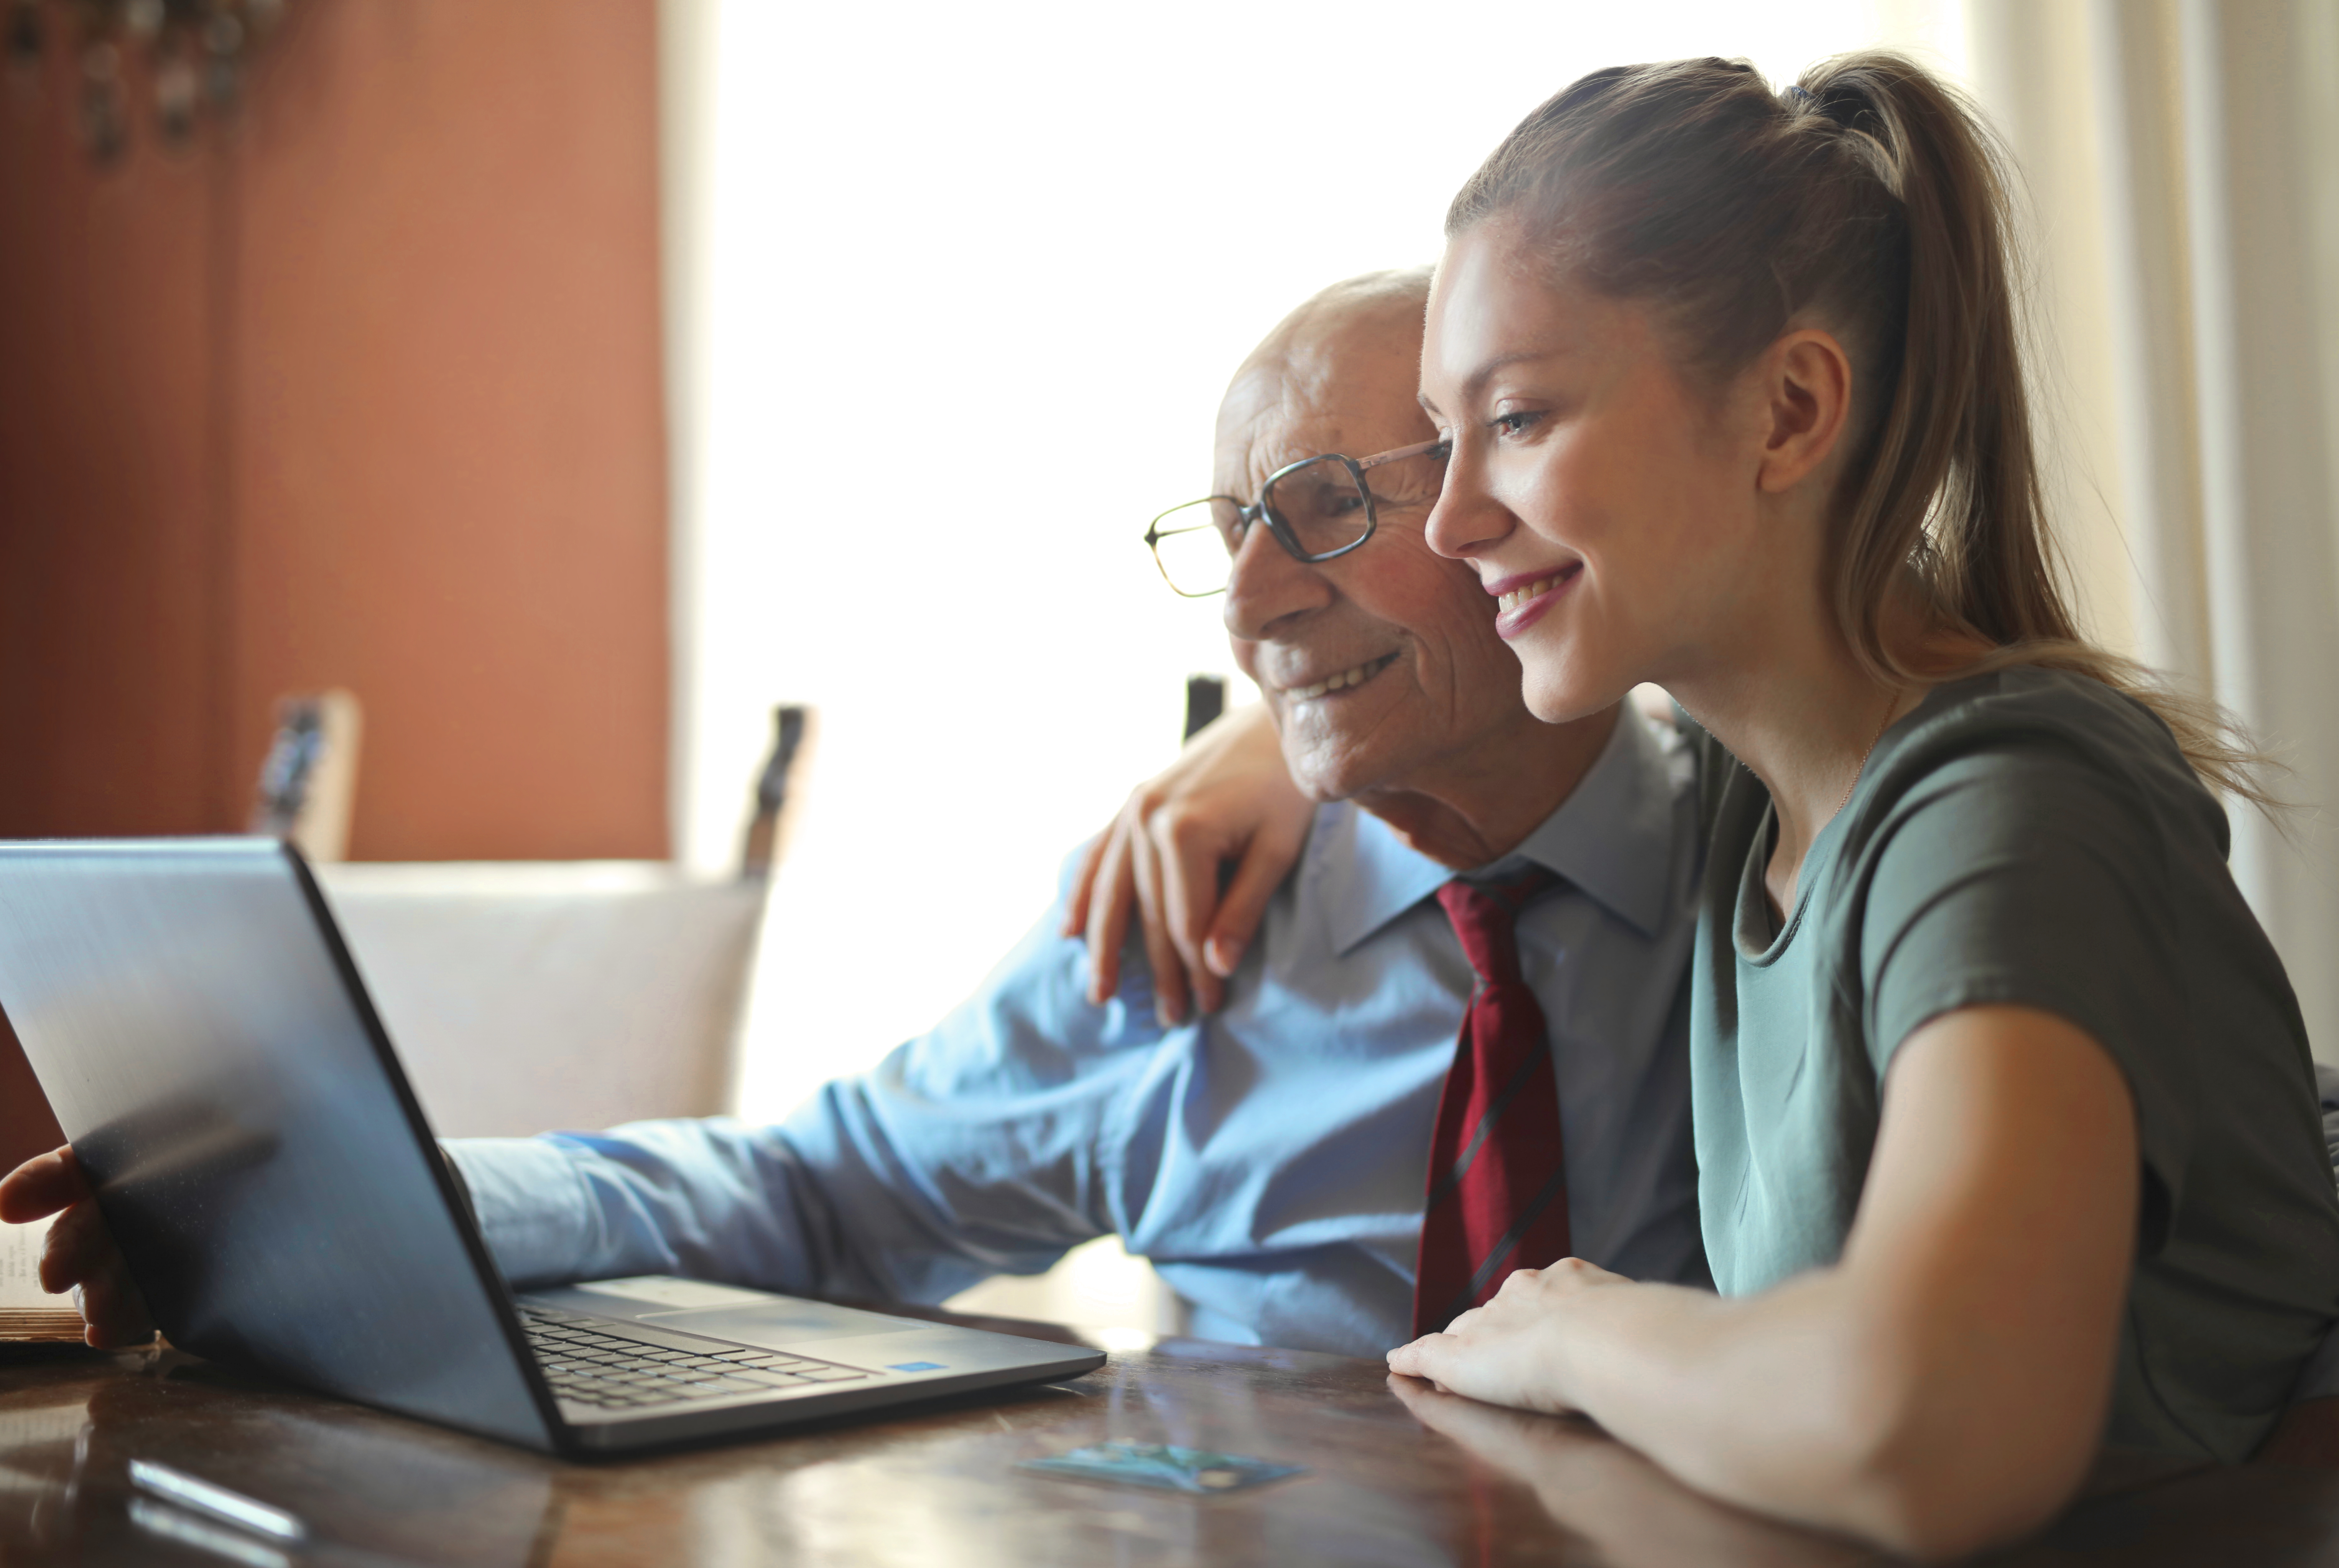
[672,0,1971,1120]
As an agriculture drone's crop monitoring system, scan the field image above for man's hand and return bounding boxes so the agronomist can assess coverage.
[1385,1258,1634,1415]
[0,1146,156,1348]
[1063,702,1312,1023]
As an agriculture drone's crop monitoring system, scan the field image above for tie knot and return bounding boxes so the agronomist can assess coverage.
[1436,866,1561,987]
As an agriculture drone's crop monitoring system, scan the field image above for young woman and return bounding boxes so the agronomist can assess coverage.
[1074,52,2339,1557]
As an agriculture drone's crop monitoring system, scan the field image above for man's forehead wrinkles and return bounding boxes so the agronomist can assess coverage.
[1212,306,1429,493]
[1215,369,1338,489]
[1228,417,1364,494]
[1212,369,1286,488]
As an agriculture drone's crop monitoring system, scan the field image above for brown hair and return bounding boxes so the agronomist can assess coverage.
[1448,51,2267,803]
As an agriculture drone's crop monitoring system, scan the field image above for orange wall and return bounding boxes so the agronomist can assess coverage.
[0,0,670,861]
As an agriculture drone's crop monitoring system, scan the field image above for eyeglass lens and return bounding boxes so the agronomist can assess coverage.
[1149,497,1243,598]
[1147,446,1445,597]
[1262,456,1372,557]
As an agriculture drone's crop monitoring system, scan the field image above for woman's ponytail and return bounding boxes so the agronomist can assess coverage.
[1449,50,2269,804]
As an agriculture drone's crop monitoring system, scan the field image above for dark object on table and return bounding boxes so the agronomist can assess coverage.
[249,689,362,863]
[1184,674,1227,743]
[739,704,812,879]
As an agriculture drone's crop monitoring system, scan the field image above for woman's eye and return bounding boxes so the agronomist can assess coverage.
[1492,411,1543,439]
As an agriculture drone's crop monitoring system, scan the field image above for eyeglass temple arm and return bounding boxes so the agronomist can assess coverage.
[1354,438,1446,471]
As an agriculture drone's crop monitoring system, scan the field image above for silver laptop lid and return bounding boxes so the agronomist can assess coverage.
[0,839,556,1450]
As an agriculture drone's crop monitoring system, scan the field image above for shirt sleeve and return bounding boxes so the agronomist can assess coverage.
[1855,744,2196,1248]
[444,859,1173,1300]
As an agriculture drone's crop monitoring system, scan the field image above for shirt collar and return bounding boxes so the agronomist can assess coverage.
[1309,706,1684,956]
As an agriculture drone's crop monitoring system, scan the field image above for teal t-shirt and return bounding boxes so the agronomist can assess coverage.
[1691,666,2339,1461]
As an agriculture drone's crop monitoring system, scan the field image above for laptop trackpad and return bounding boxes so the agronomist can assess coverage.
[638,1300,915,1347]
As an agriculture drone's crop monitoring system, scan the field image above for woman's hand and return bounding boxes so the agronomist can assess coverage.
[1062,702,1312,1023]
[1387,1258,1634,1415]
[0,1145,156,1348]
[1381,1007,2136,1560]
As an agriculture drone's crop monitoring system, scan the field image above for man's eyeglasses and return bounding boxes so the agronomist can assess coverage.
[1144,439,1447,598]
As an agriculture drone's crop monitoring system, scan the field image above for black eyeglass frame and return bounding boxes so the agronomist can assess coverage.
[1142,438,1447,599]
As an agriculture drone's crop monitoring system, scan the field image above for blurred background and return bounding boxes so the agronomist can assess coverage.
[3,0,2336,1330]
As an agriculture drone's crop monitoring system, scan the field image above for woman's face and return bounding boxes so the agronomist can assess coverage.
[1419,217,1790,724]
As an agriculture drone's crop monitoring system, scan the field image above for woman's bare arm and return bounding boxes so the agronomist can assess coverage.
[1062,701,1311,1022]
[1390,1005,2138,1560]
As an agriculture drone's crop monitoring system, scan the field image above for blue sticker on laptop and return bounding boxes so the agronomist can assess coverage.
[888,1362,946,1372]
[1020,1441,1306,1494]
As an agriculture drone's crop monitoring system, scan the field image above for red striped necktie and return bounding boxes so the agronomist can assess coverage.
[1412,866,1571,1337]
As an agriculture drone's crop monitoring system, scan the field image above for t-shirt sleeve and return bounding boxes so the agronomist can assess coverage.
[1856,744,2195,1250]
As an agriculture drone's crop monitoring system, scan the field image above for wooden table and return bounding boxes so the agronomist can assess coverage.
[5,1306,2339,1566]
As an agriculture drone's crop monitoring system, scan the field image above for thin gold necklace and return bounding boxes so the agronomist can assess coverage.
[1834,694,1898,820]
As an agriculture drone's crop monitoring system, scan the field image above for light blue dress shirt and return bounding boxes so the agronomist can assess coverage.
[447,709,1707,1357]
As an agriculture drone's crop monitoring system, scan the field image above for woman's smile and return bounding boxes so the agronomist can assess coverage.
[1486,564,1582,639]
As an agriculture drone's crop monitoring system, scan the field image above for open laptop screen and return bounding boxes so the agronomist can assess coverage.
[0,839,553,1450]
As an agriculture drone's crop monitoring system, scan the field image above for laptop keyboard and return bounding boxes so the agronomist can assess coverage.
[518,1305,873,1410]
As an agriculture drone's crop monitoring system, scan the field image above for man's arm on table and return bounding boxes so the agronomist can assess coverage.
[449,862,1164,1304]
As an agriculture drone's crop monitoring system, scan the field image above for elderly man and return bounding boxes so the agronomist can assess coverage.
[2,268,1704,1357]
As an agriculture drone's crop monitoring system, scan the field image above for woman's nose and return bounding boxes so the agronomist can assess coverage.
[1424,453,1512,563]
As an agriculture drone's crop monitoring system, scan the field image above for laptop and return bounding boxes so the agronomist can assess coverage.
[0,838,1102,1455]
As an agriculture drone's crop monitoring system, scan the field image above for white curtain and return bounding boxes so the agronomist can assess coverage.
[1972,0,2339,1061]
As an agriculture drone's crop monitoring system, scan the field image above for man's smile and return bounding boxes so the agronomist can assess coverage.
[1277,650,1401,703]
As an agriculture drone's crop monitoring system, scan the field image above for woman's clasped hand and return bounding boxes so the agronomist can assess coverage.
[1383,1259,1633,1416]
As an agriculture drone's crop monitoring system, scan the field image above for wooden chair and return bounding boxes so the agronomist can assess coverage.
[317,706,811,1138]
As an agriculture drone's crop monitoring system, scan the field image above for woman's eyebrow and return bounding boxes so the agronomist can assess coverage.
[1425,348,1568,416]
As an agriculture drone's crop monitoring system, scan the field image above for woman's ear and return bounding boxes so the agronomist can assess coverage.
[1754,329,1855,494]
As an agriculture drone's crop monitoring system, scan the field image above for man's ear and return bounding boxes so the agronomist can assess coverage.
[1754,328,1855,495]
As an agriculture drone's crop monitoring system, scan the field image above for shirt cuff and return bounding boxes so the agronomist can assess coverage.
[441,1137,597,1287]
